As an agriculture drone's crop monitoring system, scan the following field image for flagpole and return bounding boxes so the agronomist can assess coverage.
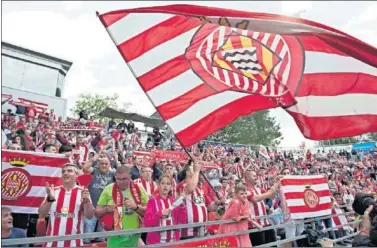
[96,11,221,200]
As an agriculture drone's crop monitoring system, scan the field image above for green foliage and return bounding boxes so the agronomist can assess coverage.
[367,133,377,141]
[317,137,359,146]
[207,110,282,146]
[70,93,131,121]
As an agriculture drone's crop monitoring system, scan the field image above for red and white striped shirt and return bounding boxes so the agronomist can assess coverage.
[130,133,140,147]
[134,178,157,197]
[258,176,269,191]
[73,145,88,163]
[246,184,269,227]
[147,194,176,243]
[43,186,87,247]
[176,182,209,237]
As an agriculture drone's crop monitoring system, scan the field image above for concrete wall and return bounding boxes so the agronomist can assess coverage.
[2,86,67,119]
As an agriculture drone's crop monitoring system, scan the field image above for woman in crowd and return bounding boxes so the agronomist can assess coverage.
[143,175,184,245]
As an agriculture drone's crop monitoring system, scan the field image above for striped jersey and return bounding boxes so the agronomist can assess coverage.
[245,184,269,227]
[43,185,88,247]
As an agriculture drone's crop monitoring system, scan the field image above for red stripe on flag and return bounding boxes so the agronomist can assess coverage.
[284,190,331,199]
[2,151,68,168]
[287,112,377,140]
[289,202,332,213]
[139,55,190,91]
[2,196,45,207]
[298,35,348,56]
[101,12,129,28]
[296,73,377,97]
[31,176,62,187]
[281,177,327,186]
[19,98,48,107]
[175,95,277,147]
[99,5,355,39]
[119,16,201,61]
[156,83,215,120]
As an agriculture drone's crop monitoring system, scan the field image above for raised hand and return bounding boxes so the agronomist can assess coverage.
[45,182,55,199]
[82,188,90,204]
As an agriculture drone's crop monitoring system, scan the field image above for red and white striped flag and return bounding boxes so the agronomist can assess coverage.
[1,150,68,214]
[1,94,12,104]
[98,5,377,147]
[281,175,332,219]
[259,145,270,159]
[331,206,348,231]
[10,97,48,114]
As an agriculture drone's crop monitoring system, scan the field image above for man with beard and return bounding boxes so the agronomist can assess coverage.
[83,157,115,244]
[38,163,94,247]
[95,166,148,247]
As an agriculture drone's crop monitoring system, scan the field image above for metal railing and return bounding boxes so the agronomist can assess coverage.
[2,210,360,246]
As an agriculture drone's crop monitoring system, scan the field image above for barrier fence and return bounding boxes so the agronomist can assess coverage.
[2,210,360,247]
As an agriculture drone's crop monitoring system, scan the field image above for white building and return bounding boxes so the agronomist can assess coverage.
[1,41,72,119]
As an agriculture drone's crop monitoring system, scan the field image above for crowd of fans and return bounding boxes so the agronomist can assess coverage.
[1,107,377,247]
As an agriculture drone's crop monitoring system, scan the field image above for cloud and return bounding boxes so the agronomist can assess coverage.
[61,1,83,11]
[341,3,377,47]
[281,1,313,16]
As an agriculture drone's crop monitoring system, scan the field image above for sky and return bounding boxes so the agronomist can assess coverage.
[2,1,377,148]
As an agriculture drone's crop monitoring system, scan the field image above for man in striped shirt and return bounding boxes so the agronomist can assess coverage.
[134,167,157,198]
[244,168,280,246]
[38,163,94,247]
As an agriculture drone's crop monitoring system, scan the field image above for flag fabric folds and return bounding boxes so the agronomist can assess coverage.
[280,175,332,219]
[98,4,377,147]
[1,150,68,214]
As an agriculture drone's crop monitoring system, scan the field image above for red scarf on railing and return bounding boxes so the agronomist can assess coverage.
[112,182,142,230]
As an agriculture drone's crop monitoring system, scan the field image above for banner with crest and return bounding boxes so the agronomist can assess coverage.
[1,150,69,214]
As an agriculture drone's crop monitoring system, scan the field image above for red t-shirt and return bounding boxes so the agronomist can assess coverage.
[26,107,37,119]
[16,121,25,129]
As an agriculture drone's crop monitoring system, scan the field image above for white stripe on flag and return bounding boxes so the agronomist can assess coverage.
[27,186,47,197]
[108,13,173,45]
[166,91,249,133]
[305,52,377,76]
[290,209,332,219]
[129,27,200,77]
[288,94,377,117]
[282,183,329,193]
[147,70,202,106]
[2,163,61,177]
[286,196,331,206]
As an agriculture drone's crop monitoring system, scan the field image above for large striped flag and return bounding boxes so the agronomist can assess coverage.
[98,5,377,147]
[281,175,332,219]
[9,97,48,114]
[1,150,68,214]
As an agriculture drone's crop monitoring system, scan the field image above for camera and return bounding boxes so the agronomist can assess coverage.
[352,193,377,246]
[352,193,377,219]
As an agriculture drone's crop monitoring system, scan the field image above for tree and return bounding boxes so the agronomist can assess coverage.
[207,110,282,146]
[317,137,359,146]
[367,133,377,141]
[70,93,131,121]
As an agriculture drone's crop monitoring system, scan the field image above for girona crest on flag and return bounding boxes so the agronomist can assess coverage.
[185,19,305,107]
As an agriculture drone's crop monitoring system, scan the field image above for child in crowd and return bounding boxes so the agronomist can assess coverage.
[218,184,253,247]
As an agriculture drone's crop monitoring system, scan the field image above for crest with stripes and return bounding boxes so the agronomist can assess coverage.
[185,23,304,107]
